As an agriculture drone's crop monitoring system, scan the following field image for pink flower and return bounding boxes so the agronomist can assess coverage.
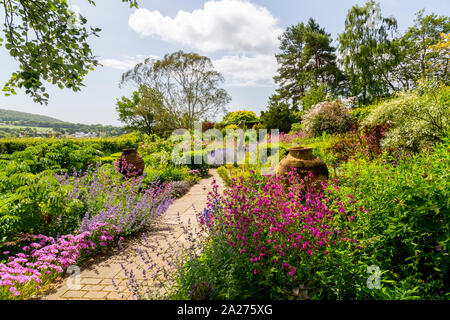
[288,267,296,276]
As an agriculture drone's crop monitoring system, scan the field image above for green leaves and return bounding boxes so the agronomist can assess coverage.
[335,136,450,298]
[0,0,139,104]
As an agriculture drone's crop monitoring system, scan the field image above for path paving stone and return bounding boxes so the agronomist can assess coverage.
[36,170,224,300]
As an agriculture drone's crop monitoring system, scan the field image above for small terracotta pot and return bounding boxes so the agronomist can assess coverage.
[276,146,329,184]
[119,148,145,175]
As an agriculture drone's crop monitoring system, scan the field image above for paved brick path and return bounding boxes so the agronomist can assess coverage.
[37,170,224,300]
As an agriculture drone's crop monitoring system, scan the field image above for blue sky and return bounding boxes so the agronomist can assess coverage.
[0,0,449,126]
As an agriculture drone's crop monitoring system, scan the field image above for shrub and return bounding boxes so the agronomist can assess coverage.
[216,164,262,187]
[326,124,389,163]
[157,167,189,183]
[0,163,174,299]
[299,83,328,112]
[0,224,120,299]
[302,99,353,137]
[177,150,210,177]
[363,80,449,153]
[351,104,375,124]
[278,131,307,145]
[252,123,265,130]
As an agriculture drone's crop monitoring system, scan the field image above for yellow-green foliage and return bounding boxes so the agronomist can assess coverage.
[222,110,260,126]
[217,164,258,186]
[224,124,239,130]
[217,166,232,186]
[99,152,123,164]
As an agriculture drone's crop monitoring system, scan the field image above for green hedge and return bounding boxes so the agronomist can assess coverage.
[0,132,142,155]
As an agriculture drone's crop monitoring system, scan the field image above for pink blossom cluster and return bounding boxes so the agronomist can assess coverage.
[201,169,360,277]
[187,169,201,176]
[114,159,142,177]
[0,222,120,297]
[267,131,307,144]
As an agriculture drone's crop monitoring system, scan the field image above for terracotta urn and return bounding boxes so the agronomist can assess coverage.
[276,146,329,184]
[119,148,145,175]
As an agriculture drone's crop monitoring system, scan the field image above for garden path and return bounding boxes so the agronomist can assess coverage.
[37,169,224,300]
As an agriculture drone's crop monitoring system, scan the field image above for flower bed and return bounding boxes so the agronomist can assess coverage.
[0,164,174,299]
[0,222,119,298]
[169,170,363,299]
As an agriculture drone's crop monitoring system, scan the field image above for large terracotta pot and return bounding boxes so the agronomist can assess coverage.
[276,146,329,184]
[119,148,145,175]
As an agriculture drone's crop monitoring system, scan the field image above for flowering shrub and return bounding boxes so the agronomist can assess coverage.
[302,100,353,137]
[362,80,449,153]
[222,110,260,127]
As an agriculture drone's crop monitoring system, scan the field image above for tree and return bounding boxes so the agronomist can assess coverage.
[391,11,450,89]
[116,85,174,136]
[0,0,138,104]
[339,0,398,104]
[120,51,231,130]
[274,18,341,106]
[260,96,300,133]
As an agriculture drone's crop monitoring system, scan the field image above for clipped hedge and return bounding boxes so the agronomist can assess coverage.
[0,132,142,155]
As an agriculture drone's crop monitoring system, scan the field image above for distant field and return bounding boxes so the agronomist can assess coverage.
[0,125,53,132]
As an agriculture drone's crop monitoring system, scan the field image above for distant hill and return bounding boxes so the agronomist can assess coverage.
[0,108,128,137]
[0,109,64,123]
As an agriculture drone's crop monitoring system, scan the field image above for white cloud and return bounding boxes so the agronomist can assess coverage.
[99,55,159,70]
[128,0,282,54]
[100,53,277,87]
[213,54,277,87]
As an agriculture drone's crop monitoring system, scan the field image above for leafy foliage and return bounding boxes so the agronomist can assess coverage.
[0,132,141,154]
[335,138,449,298]
[391,11,450,89]
[116,85,174,136]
